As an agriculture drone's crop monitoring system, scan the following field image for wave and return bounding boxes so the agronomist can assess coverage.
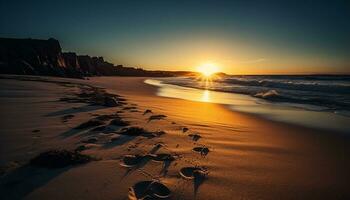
[158,75,350,115]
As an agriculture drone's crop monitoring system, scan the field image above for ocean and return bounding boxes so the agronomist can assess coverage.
[145,75,350,133]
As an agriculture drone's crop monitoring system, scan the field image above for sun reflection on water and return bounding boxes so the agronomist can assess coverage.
[201,90,210,102]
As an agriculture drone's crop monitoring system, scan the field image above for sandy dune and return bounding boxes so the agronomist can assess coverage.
[0,75,349,200]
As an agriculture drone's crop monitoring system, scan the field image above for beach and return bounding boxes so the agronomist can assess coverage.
[0,75,349,200]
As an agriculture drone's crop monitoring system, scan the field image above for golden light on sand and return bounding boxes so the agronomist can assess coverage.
[196,63,219,77]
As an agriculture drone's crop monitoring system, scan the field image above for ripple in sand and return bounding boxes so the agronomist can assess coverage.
[128,181,171,200]
[179,167,208,180]
[193,147,210,156]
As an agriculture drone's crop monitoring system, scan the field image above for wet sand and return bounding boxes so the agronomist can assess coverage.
[0,75,349,200]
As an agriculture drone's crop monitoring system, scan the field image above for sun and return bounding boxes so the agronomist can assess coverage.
[196,63,219,77]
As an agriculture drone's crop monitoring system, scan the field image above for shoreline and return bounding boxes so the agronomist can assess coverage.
[143,77,350,134]
[1,75,349,199]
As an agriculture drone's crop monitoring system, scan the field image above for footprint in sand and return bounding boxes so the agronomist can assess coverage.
[188,133,201,141]
[179,166,208,180]
[193,147,210,156]
[179,166,208,195]
[120,155,144,168]
[129,181,171,200]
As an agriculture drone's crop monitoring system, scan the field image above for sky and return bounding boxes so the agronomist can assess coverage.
[1,0,349,74]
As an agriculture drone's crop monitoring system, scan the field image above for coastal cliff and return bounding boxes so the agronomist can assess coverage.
[0,38,190,78]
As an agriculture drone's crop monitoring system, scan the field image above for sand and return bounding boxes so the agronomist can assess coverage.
[0,75,349,200]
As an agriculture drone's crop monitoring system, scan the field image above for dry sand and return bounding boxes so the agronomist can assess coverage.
[0,75,349,200]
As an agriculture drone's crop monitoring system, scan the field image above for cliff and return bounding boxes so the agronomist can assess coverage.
[0,37,191,78]
[0,38,67,76]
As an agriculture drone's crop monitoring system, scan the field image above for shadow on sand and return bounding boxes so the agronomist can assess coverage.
[0,165,70,199]
[45,105,106,117]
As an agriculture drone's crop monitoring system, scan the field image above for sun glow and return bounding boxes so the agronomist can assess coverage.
[196,63,219,77]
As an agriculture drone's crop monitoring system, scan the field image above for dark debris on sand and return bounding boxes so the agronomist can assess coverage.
[30,150,92,168]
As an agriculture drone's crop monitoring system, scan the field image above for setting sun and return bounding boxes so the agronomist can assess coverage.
[196,63,219,77]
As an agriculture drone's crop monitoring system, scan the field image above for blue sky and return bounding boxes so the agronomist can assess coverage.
[1,0,349,74]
